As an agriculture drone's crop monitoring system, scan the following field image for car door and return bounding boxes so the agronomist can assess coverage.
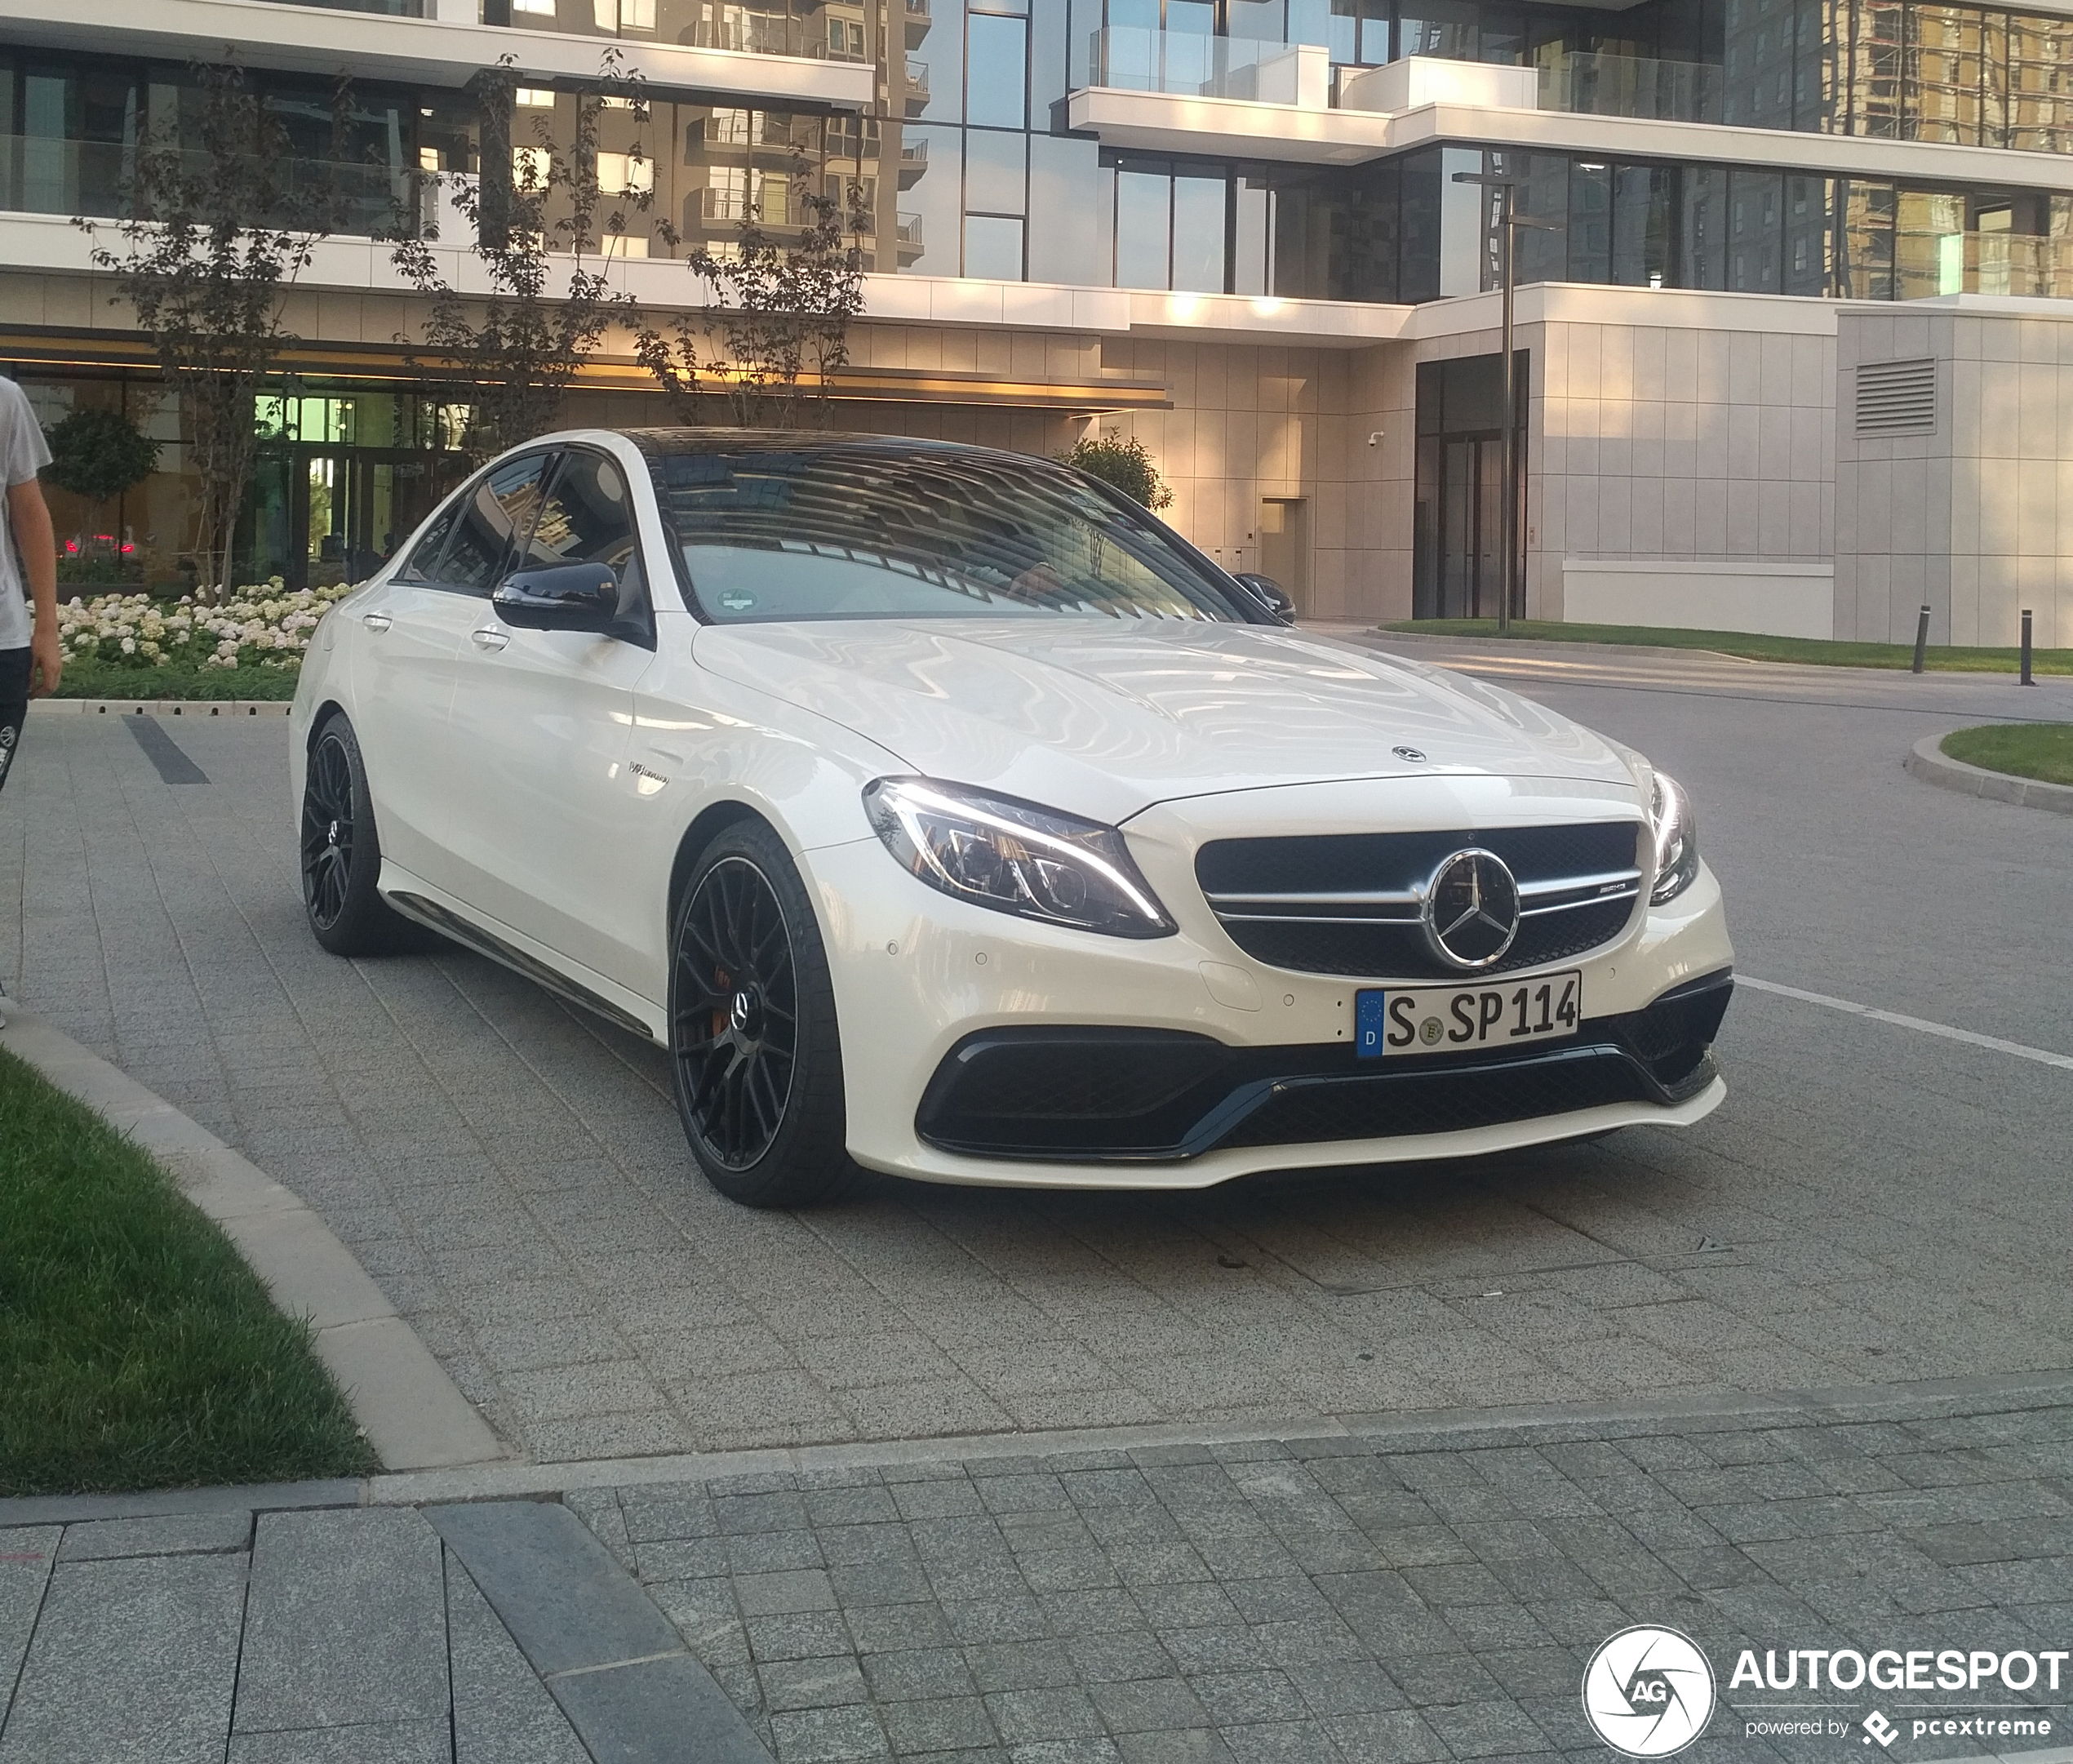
[441,445,660,991]
[348,450,557,892]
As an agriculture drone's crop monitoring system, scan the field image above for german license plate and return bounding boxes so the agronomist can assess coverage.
[1355,971,1582,1059]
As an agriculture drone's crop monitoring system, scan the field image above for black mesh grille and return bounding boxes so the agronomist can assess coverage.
[1218,1048,1657,1149]
[1198,822,1640,982]
[1197,823,1637,895]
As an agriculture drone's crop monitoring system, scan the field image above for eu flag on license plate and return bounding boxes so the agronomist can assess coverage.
[1355,991,1387,1060]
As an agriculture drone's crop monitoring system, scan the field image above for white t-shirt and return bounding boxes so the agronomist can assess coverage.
[0,378,54,651]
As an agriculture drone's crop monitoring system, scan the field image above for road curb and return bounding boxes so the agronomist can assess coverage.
[27,697,291,718]
[0,1014,508,1475]
[1906,731,2073,815]
[1362,626,1756,665]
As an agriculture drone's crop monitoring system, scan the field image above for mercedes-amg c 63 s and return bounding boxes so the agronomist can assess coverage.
[293,430,1733,1206]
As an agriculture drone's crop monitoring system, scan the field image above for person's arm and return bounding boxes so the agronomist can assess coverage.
[9,477,59,697]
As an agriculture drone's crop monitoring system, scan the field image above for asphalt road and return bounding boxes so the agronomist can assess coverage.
[2,643,2069,1467]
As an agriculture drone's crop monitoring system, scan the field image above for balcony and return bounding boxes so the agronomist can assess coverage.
[0,137,425,237]
[903,56,930,114]
[1537,51,1723,126]
[1087,28,1325,105]
[903,0,930,46]
[894,208,921,264]
[896,138,928,187]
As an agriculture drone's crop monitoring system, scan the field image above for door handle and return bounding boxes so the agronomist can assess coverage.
[362,612,393,633]
[470,628,509,651]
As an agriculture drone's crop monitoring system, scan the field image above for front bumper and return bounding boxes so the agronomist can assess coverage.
[918,968,1731,1163]
[812,824,1736,1190]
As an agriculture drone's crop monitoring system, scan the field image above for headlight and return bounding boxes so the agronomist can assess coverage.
[863,777,1175,939]
[1649,770,1700,904]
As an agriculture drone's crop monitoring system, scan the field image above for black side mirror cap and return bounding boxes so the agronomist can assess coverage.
[493,563,619,633]
[1232,572,1294,623]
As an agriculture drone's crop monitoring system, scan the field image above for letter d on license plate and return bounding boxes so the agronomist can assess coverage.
[1356,971,1582,1059]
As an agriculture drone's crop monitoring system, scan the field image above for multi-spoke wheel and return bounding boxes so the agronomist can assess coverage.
[668,820,855,1207]
[300,713,418,956]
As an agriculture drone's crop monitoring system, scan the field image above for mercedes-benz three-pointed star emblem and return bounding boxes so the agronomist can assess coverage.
[1421,848,1522,969]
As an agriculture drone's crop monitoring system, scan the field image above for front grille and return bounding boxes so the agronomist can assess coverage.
[916,970,1731,1163]
[1217,1046,1657,1150]
[1198,821,1641,981]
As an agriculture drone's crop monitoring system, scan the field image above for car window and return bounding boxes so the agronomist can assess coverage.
[435,452,555,595]
[645,443,1244,625]
[396,500,461,584]
[521,449,646,613]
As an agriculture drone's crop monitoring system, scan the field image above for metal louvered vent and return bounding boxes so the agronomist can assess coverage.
[1856,358,1937,435]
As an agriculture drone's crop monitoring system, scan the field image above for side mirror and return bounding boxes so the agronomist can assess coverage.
[493,563,619,633]
[1233,571,1294,623]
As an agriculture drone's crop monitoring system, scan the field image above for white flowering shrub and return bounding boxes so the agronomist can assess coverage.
[47,579,355,673]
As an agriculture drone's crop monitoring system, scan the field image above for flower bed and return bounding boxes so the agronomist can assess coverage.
[53,579,351,677]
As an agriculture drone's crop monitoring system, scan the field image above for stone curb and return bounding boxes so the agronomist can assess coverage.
[1907,731,2073,815]
[1361,626,1758,666]
[0,1013,507,1475]
[7,1363,2072,1530]
[27,697,291,718]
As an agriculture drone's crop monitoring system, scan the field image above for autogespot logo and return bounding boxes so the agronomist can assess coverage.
[1583,1626,1717,1757]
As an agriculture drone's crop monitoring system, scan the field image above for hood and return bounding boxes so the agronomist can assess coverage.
[693,618,1640,825]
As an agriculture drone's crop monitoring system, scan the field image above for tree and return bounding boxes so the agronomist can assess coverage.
[636,154,869,430]
[43,407,162,505]
[392,56,651,463]
[1059,429,1174,511]
[82,60,347,598]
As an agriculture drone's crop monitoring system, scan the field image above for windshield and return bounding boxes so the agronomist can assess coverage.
[641,441,1245,625]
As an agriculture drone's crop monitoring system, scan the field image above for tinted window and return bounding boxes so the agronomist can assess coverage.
[397,501,460,583]
[646,443,1244,626]
[522,450,648,615]
[437,452,554,594]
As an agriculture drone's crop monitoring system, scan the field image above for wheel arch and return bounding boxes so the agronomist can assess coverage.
[305,698,350,751]
[667,798,771,934]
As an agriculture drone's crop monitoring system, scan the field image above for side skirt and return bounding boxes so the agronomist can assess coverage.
[385,889,660,1044]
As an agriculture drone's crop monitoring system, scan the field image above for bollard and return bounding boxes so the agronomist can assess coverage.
[2021,607,2035,686]
[1911,603,1931,674]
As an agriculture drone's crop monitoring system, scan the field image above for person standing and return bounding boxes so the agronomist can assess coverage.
[0,374,58,1028]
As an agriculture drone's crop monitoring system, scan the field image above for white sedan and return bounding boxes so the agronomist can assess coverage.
[292,429,1733,1207]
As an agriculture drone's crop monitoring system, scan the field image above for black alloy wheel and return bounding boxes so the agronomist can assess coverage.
[668,820,855,1207]
[300,713,420,956]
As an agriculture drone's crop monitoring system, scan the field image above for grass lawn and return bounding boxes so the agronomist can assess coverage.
[1377,619,2073,675]
[52,658,300,701]
[1941,722,2073,787]
[0,1047,375,1495]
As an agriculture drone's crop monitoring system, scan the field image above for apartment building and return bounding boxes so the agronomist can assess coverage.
[2,0,2070,639]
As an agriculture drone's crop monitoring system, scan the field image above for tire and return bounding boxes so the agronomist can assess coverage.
[668,820,857,1208]
[300,713,424,957]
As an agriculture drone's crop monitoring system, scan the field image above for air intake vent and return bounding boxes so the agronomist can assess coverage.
[1856,358,1937,435]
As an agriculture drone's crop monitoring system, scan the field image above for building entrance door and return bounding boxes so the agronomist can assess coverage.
[1414,351,1527,621]
[1436,435,1503,620]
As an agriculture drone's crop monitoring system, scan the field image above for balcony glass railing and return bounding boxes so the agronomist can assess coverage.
[269,0,424,14]
[1537,51,1723,123]
[1086,28,1286,99]
[0,138,427,237]
[516,0,866,60]
[1898,229,2073,300]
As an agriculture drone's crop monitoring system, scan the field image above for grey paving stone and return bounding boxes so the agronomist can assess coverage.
[234,1508,448,1735]
[0,1528,58,1719]
[56,1511,251,1562]
[446,1560,590,1764]
[0,1552,246,1764]
[227,1720,451,1762]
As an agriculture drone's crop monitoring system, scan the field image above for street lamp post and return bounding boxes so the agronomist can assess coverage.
[1449,171,1555,635]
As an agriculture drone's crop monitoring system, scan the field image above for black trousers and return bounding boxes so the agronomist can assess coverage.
[0,646,28,800]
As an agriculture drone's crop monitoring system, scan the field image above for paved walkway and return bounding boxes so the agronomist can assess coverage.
[7,1385,2073,1763]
